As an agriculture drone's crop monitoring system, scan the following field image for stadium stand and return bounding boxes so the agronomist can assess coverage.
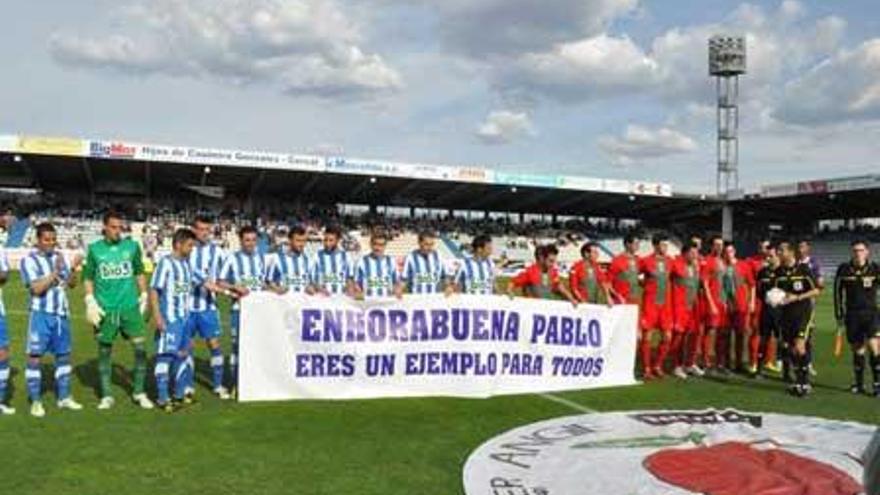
[5,217,29,248]
[808,240,851,279]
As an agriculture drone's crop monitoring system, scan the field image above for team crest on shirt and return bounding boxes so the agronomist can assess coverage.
[463,409,873,495]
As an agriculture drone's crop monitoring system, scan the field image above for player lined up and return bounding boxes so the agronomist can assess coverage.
[0,215,874,415]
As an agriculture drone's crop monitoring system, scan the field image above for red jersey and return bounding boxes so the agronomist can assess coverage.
[671,257,701,310]
[569,259,607,303]
[609,253,642,303]
[639,254,673,307]
[701,254,726,307]
[747,254,765,279]
[722,259,754,313]
[512,263,560,299]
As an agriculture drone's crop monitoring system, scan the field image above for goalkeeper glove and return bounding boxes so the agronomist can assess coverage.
[138,292,149,316]
[84,294,105,327]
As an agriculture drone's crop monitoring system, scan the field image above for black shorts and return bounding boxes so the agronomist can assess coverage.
[845,311,879,345]
[760,307,782,339]
[781,305,813,343]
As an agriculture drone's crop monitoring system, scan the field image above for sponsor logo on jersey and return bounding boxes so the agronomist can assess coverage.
[99,261,133,280]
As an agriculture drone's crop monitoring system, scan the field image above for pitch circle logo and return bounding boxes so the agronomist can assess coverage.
[462,409,875,495]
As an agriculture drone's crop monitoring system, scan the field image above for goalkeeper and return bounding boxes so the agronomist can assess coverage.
[83,211,153,410]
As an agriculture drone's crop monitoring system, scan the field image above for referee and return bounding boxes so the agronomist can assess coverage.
[833,239,880,396]
[775,241,821,397]
[754,243,781,379]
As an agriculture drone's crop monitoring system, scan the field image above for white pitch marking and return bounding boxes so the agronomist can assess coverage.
[538,392,598,413]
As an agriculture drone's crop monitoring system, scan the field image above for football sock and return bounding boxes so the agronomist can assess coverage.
[670,333,684,368]
[132,340,147,395]
[715,330,729,368]
[701,332,713,368]
[734,331,744,369]
[639,336,653,373]
[98,343,113,398]
[55,353,72,400]
[870,353,880,388]
[757,336,768,370]
[854,353,866,388]
[686,333,700,368]
[795,353,809,387]
[765,338,777,366]
[231,336,239,387]
[26,359,41,402]
[185,355,195,391]
[210,347,224,389]
[780,344,791,379]
[656,333,671,370]
[173,354,189,400]
[155,354,172,404]
[0,359,9,402]
[748,333,760,368]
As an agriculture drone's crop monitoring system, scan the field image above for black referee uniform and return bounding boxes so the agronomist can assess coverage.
[834,260,880,393]
[775,262,818,394]
[755,264,781,374]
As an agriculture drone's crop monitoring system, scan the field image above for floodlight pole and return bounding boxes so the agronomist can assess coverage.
[709,35,746,241]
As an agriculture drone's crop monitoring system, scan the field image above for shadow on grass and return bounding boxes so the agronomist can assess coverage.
[74,358,153,398]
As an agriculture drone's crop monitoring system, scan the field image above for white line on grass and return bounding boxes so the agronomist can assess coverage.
[538,392,598,413]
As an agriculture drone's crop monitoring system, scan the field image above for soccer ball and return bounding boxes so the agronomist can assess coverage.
[765,288,787,308]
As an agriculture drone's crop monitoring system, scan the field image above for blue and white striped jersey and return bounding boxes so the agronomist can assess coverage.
[220,250,270,310]
[355,254,399,299]
[455,257,497,295]
[0,250,8,316]
[402,249,448,294]
[20,250,71,316]
[268,250,313,293]
[150,254,193,324]
[310,248,353,295]
[188,241,226,312]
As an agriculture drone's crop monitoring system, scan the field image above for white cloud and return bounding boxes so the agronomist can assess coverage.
[428,0,639,57]
[476,110,535,145]
[598,125,697,165]
[779,0,805,22]
[498,34,661,102]
[775,39,880,125]
[48,0,402,99]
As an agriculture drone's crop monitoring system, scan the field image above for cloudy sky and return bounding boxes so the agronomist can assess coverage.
[1,0,878,192]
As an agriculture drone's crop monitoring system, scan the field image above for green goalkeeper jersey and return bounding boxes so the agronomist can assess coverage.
[83,237,144,311]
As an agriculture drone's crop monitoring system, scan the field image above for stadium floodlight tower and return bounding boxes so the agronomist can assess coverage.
[709,35,746,240]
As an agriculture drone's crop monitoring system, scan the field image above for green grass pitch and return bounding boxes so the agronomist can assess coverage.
[0,272,876,494]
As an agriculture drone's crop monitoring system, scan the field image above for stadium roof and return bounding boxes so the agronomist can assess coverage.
[3,133,880,225]
[0,134,713,221]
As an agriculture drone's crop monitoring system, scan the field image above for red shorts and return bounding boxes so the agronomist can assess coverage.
[702,299,728,329]
[673,305,700,333]
[641,303,673,332]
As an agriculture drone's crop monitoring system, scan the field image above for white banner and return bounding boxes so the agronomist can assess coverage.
[239,293,638,401]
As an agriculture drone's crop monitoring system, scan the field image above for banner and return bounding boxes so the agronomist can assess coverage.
[238,293,638,401]
[16,136,86,157]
